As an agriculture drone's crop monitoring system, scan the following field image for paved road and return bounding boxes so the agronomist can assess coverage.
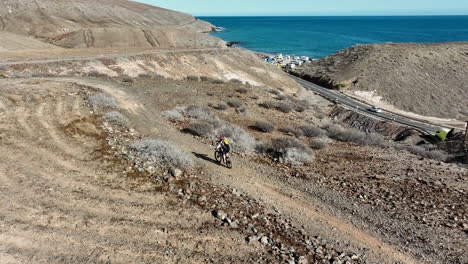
[290,75,443,135]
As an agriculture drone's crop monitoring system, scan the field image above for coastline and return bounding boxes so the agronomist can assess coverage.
[201,15,468,59]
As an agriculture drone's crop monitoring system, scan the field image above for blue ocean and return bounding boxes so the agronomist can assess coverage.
[199,16,468,59]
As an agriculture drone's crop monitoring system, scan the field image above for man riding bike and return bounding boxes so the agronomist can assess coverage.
[216,136,230,164]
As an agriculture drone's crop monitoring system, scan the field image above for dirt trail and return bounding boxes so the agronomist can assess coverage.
[52,77,425,264]
[0,47,221,63]
[0,79,267,263]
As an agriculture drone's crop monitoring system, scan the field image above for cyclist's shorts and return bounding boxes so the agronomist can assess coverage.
[222,145,230,154]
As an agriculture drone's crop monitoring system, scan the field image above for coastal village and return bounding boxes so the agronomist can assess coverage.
[262,53,316,69]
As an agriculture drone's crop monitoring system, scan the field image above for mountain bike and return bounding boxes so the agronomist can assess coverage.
[214,149,232,169]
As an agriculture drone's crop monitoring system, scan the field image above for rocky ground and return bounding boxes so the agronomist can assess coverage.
[292,42,468,120]
[0,74,466,264]
[3,2,466,264]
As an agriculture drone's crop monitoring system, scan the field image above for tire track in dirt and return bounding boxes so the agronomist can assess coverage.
[32,77,430,264]
[0,78,267,263]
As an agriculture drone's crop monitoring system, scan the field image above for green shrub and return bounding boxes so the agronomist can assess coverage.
[335,83,347,89]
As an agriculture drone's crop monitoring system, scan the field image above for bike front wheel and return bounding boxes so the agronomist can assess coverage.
[225,157,233,169]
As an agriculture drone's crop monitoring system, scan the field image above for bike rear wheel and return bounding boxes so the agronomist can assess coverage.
[214,151,222,163]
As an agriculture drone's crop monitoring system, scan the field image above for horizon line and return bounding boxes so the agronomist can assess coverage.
[196,14,468,17]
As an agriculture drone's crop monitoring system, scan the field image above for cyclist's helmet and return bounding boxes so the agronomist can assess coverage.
[219,136,225,140]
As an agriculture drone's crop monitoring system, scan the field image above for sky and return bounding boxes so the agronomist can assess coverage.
[136,0,468,16]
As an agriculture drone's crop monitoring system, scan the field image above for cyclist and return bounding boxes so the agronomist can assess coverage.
[216,136,230,164]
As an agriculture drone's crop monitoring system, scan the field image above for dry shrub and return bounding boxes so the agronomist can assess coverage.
[104,111,128,127]
[310,138,330,150]
[322,123,386,147]
[276,102,293,113]
[162,106,256,152]
[279,127,304,137]
[269,89,281,95]
[250,95,260,100]
[129,139,193,169]
[405,145,448,161]
[298,125,327,138]
[161,107,185,121]
[186,76,199,81]
[258,137,314,165]
[295,105,306,113]
[259,100,277,109]
[0,64,6,70]
[122,76,134,83]
[235,87,248,94]
[212,79,225,84]
[32,73,54,78]
[200,76,211,82]
[199,76,224,84]
[87,71,108,77]
[230,79,243,84]
[260,100,295,113]
[183,122,214,137]
[215,103,228,111]
[236,107,248,115]
[88,93,118,110]
[138,73,152,78]
[227,100,242,108]
[277,94,287,101]
[251,121,275,133]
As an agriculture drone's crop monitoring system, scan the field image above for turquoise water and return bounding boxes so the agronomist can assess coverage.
[199,16,468,58]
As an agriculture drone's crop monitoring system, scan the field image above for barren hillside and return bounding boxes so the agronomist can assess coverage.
[0,0,225,49]
[0,74,466,264]
[293,42,468,120]
[0,31,61,51]
[0,48,303,93]
[0,2,466,263]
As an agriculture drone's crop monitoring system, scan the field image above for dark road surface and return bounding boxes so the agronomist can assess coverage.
[291,75,443,134]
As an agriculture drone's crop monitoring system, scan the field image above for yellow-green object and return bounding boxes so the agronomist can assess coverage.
[435,128,451,140]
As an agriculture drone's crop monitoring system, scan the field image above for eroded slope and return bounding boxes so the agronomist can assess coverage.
[0,79,268,263]
[0,0,224,49]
